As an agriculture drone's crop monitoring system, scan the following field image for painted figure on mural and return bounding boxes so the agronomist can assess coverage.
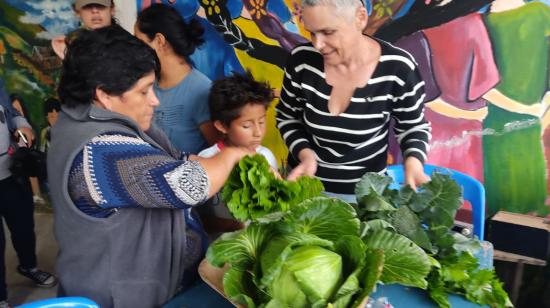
[374,0,492,42]
[484,0,549,215]
[240,0,307,50]
[420,12,498,183]
[384,8,497,183]
[193,0,290,68]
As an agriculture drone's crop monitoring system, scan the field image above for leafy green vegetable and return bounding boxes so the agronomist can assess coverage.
[206,223,275,270]
[357,191,397,212]
[352,249,385,308]
[427,252,513,308]
[354,172,393,197]
[331,236,368,308]
[363,230,431,289]
[259,232,335,288]
[355,172,512,308]
[418,173,463,229]
[270,245,343,307]
[390,206,432,252]
[222,267,261,308]
[222,155,324,221]
[206,197,431,308]
[280,197,361,242]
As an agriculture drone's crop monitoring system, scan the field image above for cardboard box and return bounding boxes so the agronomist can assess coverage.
[489,211,550,260]
[198,260,241,307]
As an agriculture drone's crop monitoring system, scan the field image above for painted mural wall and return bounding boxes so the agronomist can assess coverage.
[0,0,548,217]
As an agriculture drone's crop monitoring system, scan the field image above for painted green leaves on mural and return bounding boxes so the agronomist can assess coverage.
[373,0,396,18]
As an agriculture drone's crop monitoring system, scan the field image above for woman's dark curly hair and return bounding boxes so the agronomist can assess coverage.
[136,4,205,59]
[57,24,159,108]
[209,71,274,126]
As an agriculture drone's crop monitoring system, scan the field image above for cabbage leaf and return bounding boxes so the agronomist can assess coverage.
[279,197,360,242]
[363,230,431,289]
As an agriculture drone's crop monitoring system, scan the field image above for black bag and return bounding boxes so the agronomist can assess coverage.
[9,145,47,180]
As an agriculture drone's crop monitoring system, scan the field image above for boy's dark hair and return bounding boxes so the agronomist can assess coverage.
[136,4,204,59]
[44,97,61,116]
[209,71,274,126]
[58,24,159,108]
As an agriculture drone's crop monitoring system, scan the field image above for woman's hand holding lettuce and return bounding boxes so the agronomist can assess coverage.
[221,155,324,221]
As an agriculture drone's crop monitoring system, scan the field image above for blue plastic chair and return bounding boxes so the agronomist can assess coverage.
[16,297,99,308]
[386,164,485,240]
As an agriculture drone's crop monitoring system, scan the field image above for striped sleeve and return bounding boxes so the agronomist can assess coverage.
[276,50,311,159]
[391,65,431,163]
[69,133,210,215]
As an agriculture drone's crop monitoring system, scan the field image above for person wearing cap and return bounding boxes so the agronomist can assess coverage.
[73,0,115,30]
[51,0,116,59]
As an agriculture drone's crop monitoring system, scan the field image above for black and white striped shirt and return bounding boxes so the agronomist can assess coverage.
[276,39,431,194]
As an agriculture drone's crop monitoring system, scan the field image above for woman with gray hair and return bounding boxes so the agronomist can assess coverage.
[276,0,432,201]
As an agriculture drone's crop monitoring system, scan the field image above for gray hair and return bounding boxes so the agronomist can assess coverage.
[302,0,363,18]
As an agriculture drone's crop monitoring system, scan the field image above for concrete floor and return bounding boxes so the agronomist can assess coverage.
[5,213,58,306]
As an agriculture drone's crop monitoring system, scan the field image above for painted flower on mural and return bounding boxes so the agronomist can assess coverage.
[249,0,268,19]
[202,0,221,15]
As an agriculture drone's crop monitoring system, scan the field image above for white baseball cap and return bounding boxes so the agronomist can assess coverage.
[74,0,112,10]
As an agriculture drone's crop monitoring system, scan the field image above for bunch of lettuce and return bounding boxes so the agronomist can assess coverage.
[207,197,432,308]
[221,155,324,221]
[354,172,512,308]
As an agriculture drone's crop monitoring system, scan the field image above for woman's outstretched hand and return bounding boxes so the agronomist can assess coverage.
[287,148,317,181]
[404,156,430,190]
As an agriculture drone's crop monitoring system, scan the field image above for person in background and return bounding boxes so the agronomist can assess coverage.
[0,80,57,308]
[135,3,219,154]
[49,24,250,307]
[39,98,61,153]
[198,72,277,234]
[135,5,221,279]
[9,95,44,205]
[276,0,431,202]
[52,0,116,59]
